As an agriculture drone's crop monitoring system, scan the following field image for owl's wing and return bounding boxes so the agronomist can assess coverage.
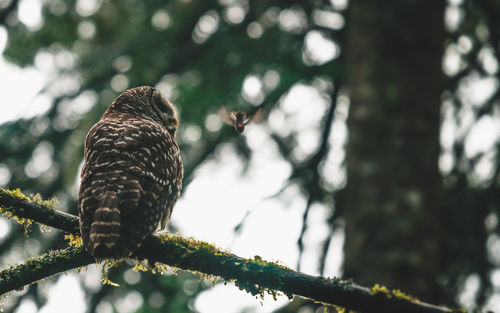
[80,117,182,256]
[120,119,183,233]
[112,118,182,212]
[218,106,236,125]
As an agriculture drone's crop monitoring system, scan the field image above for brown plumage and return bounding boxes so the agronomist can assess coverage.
[78,86,183,260]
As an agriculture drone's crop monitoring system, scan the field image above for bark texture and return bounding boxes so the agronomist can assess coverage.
[342,0,448,303]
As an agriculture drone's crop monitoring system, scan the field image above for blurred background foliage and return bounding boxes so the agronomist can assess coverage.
[1,0,500,312]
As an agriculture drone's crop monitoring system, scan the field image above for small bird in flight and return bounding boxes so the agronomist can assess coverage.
[218,106,264,133]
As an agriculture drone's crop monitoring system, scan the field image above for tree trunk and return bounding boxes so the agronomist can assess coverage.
[342,0,448,303]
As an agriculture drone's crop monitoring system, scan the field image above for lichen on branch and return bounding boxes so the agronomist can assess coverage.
[0,246,93,294]
[0,188,78,234]
[0,188,462,313]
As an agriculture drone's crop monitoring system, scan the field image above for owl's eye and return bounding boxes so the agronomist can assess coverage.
[169,118,178,127]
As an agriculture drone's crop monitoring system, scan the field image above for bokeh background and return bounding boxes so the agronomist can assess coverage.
[1,0,500,312]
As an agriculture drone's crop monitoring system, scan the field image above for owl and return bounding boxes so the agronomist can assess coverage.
[218,106,264,133]
[78,86,183,260]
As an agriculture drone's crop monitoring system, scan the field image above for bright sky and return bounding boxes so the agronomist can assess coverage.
[0,1,347,311]
[0,59,344,313]
[3,0,500,312]
[0,59,47,123]
[0,45,344,313]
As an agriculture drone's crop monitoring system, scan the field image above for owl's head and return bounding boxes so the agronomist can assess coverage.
[106,86,179,137]
[150,89,179,136]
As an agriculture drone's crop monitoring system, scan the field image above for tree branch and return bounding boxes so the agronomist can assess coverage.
[0,188,79,234]
[0,246,93,294]
[0,188,462,313]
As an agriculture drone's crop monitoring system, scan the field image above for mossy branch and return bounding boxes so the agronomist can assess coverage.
[0,188,78,234]
[0,246,93,294]
[0,188,462,313]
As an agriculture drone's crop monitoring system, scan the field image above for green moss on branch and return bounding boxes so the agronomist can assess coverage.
[0,188,461,313]
[0,188,78,234]
[0,246,93,294]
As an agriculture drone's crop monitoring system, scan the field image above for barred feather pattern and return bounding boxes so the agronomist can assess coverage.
[78,86,183,259]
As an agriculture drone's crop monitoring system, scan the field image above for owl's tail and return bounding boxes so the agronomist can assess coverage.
[89,192,121,257]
